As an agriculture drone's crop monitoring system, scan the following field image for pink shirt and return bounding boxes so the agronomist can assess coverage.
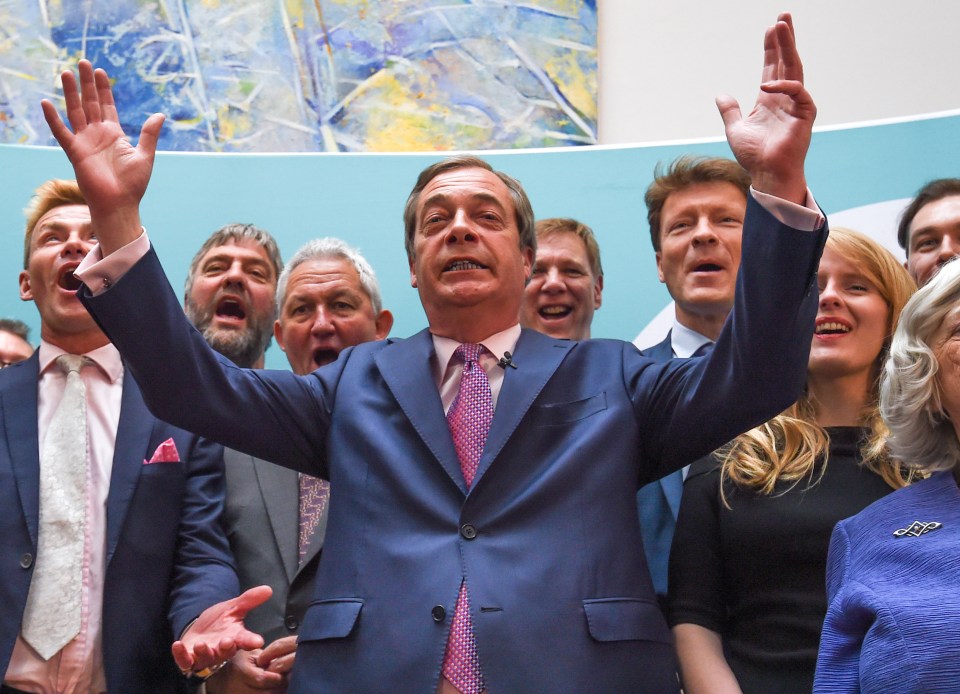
[432,325,521,414]
[4,342,123,694]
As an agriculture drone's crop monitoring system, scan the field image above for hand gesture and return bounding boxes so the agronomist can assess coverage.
[41,59,164,253]
[172,585,272,676]
[717,13,816,204]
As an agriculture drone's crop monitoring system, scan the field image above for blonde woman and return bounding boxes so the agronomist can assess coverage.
[667,228,916,694]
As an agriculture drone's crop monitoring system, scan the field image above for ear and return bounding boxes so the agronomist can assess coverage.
[594,274,603,309]
[655,252,666,284]
[273,320,287,353]
[522,245,535,282]
[375,310,394,340]
[19,271,33,302]
[409,256,418,289]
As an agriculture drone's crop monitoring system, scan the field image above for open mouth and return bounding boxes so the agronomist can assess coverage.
[815,321,851,335]
[312,348,338,368]
[539,305,572,319]
[445,260,487,272]
[58,269,82,291]
[693,262,722,272]
[215,298,246,321]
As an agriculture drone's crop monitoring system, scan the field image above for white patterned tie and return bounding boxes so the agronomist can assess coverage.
[22,354,89,659]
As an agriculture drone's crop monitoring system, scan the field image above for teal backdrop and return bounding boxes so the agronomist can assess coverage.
[2,110,959,369]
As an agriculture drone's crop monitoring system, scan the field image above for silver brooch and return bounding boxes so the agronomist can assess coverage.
[893,521,943,538]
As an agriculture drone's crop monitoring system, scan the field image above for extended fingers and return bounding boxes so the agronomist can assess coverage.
[94,68,119,123]
[61,68,86,132]
[77,60,102,125]
[41,99,73,147]
[774,14,804,84]
[171,640,195,671]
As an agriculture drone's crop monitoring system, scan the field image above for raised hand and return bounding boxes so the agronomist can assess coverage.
[172,586,272,676]
[716,13,816,204]
[41,59,164,253]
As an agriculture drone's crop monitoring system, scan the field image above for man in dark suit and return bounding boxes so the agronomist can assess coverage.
[637,155,752,615]
[0,179,238,693]
[897,177,960,288]
[186,233,391,693]
[50,13,825,692]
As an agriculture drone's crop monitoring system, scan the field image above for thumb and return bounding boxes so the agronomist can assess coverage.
[136,113,165,157]
[715,94,742,130]
[232,585,273,616]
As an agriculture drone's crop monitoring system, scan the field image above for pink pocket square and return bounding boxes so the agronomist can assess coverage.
[144,438,181,465]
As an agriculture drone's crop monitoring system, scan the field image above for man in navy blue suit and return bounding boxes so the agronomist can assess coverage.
[48,13,825,693]
[0,179,239,693]
[638,155,752,615]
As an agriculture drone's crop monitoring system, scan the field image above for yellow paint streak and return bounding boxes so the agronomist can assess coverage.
[544,51,597,121]
[215,105,253,142]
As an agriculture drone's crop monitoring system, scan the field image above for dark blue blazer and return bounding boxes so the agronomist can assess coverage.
[0,353,238,693]
[637,334,686,601]
[81,197,825,693]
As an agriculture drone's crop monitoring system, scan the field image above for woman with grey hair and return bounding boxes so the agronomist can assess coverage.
[814,257,960,693]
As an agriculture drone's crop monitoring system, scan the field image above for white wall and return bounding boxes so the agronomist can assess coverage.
[598,0,960,144]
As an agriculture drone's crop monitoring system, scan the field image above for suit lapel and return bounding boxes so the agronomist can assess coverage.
[660,471,684,518]
[376,330,467,494]
[106,372,155,564]
[642,333,673,362]
[3,355,42,546]
[475,330,570,484]
[253,457,300,582]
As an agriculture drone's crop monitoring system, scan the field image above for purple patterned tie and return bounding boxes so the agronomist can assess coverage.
[442,343,491,693]
[298,473,330,564]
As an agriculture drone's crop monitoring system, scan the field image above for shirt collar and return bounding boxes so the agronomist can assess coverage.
[39,340,124,383]
[431,323,522,378]
[669,319,713,359]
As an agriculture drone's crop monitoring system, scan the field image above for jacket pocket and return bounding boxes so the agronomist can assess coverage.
[582,597,672,643]
[299,598,364,641]
[531,392,607,426]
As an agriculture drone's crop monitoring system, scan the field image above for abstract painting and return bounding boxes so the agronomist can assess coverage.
[0,0,597,152]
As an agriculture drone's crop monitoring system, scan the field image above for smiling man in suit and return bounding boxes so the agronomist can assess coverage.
[0,179,238,693]
[187,233,391,693]
[637,155,752,615]
[51,13,825,693]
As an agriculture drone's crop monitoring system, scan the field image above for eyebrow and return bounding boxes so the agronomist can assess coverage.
[419,191,507,215]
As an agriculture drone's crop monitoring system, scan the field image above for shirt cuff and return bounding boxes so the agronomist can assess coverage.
[75,229,151,296]
[750,187,825,231]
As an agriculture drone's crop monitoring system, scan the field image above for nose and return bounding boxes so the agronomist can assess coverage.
[221,260,247,288]
[61,231,91,257]
[541,267,564,293]
[818,278,842,309]
[310,307,335,336]
[938,237,960,264]
[445,210,478,245]
[690,219,719,246]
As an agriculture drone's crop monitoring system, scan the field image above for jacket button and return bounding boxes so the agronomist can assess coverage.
[432,605,446,622]
[20,553,33,569]
[284,615,299,631]
[460,524,477,540]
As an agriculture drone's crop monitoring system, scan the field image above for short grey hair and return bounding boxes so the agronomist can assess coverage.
[276,238,384,314]
[882,257,960,472]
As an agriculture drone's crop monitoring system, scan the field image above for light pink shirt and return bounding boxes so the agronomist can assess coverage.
[432,325,521,414]
[4,342,123,694]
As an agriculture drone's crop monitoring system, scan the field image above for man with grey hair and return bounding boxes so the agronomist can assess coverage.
[184,223,283,369]
[204,237,392,693]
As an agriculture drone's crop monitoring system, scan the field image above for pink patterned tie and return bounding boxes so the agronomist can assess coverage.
[298,473,330,564]
[442,343,491,693]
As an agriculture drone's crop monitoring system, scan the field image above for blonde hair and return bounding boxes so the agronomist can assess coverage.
[23,179,85,268]
[719,227,917,501]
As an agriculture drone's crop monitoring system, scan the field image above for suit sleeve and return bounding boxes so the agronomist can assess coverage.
[166,434,240,637]
[667,463,725,631]
[80,247,336,477]
[627,197,827,477]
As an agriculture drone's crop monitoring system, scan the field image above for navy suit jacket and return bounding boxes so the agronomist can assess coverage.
[81,197,825,693]
[221,449,323,643]
[637,334,686,602]
[0,353,238,693]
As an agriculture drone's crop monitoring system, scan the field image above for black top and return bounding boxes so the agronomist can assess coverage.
[668,427,895,694]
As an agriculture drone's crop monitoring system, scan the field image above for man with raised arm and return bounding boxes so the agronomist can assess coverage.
[46,14,825,693]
